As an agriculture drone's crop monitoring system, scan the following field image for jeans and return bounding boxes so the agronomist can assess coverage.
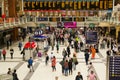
[64,68,68,76]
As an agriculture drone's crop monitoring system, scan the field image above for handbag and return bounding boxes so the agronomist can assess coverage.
[27,64,30,68]
[75,61,78,65]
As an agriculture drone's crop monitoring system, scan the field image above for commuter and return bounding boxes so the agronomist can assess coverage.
[7,68,12,75]
[2,49,6,61]
[66,45,71,57]
[64,60,69,76]
[88,71,97,80]
[10,48,14,59]
[84,50,90,65]
[50,52,54,60]
[73,54,78,70]
[80,41,83,51]
[12,69,19,80]
[62,48,67,58]
[0,48,2,60]
[51,56,56,72]
[7,41,9,50]
[56,43,59,53]
[20,48,25,60]
[28,57,34,72]
[91,47,96,59]
[59,58,65,75]
[88,62,94,74]
[18,41,22,51]
[75,72,83,80]
[106,49,111,56]
[112,45,118,55]
[68,58,73,75]
[45,54,49,65]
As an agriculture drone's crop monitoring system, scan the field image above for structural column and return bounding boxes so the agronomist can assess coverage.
[8,0,17,17]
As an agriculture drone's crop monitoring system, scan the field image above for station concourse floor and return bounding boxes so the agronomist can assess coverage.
[0,36,107,80]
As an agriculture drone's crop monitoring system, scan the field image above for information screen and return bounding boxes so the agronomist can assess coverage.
[86,32,98,44]
[109,56,120,80]
[23,0,113,11]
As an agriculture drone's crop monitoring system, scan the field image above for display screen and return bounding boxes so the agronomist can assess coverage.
[49,17,60,22]
[23,0,113,11]
[109,56,120,80]
[62,17,72,21]
[37,17,48,21]
[64,22,77,28]
[86,32,98,44]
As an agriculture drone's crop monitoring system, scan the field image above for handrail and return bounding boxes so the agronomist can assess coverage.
[0,16,119,28]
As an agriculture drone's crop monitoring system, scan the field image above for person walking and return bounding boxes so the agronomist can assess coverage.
[75,72,83,80]
[59,58,65,75]
[56,43,59,53]
[7,68,12,75]
[45,54,49,65]
[51,56,56,72]
[2,49,6,61]
[64,60,69,76]
[21,48,25,60]
[73,54,78,70]
[88,62,94,75]
[62,48,67,58]
[18,41,22,51]
[91,47,96,59]
[84,50,90,65]
[68,58,73,75]
[10,48,14,59]
[28,57,34,72]
[67,45,71,57]
[88,71,97,80]
[12,69,19,80]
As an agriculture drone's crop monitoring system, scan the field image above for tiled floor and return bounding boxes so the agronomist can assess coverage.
[0,35,107,80]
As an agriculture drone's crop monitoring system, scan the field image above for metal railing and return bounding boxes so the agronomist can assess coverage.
[0,16,119,29]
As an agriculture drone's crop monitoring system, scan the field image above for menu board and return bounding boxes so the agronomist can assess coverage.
[109,56,120,80]
[23,0,113,11]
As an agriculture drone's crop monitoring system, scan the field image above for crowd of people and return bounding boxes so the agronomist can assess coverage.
[0,27,119,80]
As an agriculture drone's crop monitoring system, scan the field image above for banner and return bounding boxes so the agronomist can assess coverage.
[64,22,77,28]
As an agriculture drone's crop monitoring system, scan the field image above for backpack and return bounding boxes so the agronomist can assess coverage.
[46,56,49,61]
[38,52,42,57]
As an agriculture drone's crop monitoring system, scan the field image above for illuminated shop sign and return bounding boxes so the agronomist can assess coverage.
[64,22,77,28]
[23,0,113,11]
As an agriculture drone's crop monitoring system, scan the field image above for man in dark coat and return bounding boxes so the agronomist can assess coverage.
[12,69,19,80]
[84,50,90,65]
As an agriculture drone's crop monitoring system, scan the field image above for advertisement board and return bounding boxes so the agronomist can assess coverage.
[64,22,77,28]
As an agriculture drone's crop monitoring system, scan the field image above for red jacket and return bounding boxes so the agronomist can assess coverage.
[51,58,56,66]
[2,49,6,55]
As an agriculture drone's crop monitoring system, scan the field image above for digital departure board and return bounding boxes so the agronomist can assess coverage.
[108,56,120,80]
[23,0,113,11]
